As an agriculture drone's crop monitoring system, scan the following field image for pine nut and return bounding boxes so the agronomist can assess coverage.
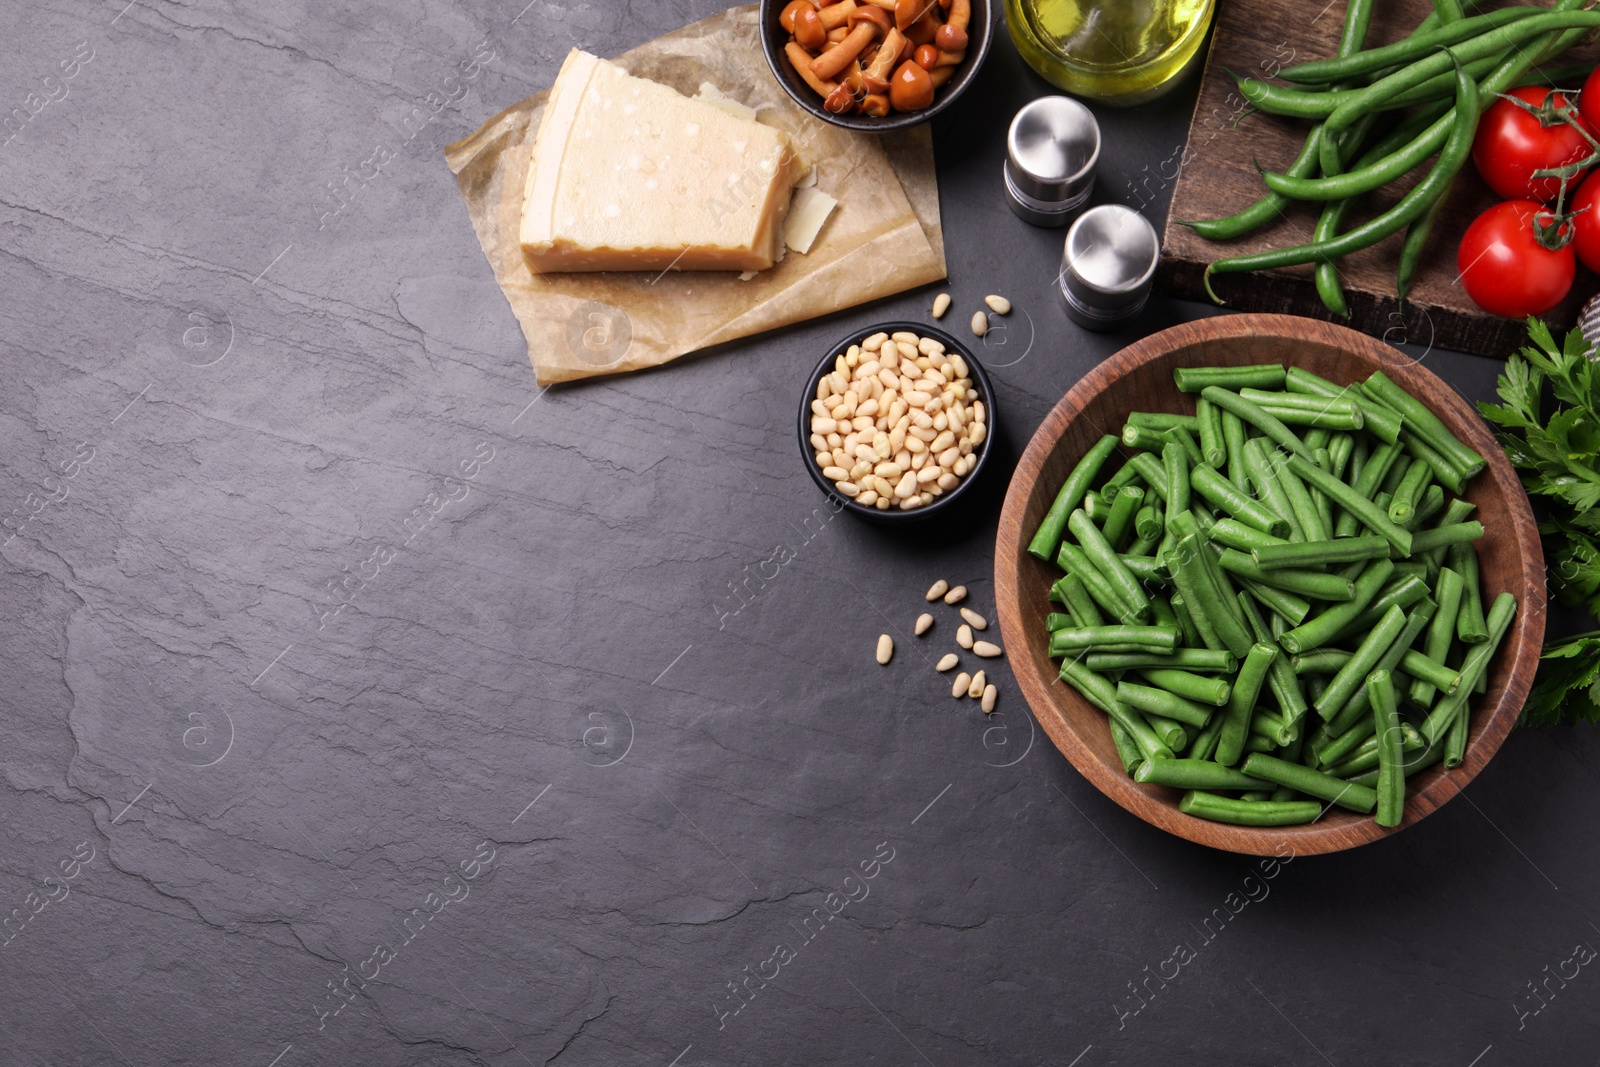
[850,461,872,480]
[822,466,849,480]
[893,472,917,498]
[944,585,968,604]
[960,607,988,630]
[973,400,986,424]
[862,332,887,351]
[892,331,919,345]
[918,337,944,357]
[985,294,1011,315]
[932,411,949,431]
[968,670,985,698]
[916,465,940,484]
[952,672,971,698]
[857,490,878,506]
[915,613,934,635]
[837,481,860,497]
[937,472,958,491]
[969,422,988,446]
[875,634,894,665]
[981,684,997,713]
[926,579,949,601]
[931,430,956,453]
[957,624,974,649]
[911,450,929,471]
[973,640,1003,658]
[936,653,959,672]
[950,353,969,378]
[931,292,951,318]
[906,435,927,454]
[874,461,902,480]
[970,311,988,337]
[938,447,960,469]
[912,410,934,429]
[811,417,837,434]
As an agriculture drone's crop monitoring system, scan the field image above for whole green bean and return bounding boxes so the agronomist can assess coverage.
[1181,127,1325,241]
[1135,758,1270,791]
[1411,566,1464,706]
[1179,791,1324,826]
[1252,534,1388,570]
[1452,542,1488,644]
[1030,434,1118,560]
[1278,8,1540,84]
[1241,754,1378,813]
[1174,365,1285,393]
[1141,667,1231,707]
[1398,175,1454,300]
[1287,455,1413,556]
[1216,642,1278,767]
[1260,99,1455,207]
[1217,549,1356,601]
[1369,670,1405,827]
[1116,681,1216,729]
[1207,58,1480,295]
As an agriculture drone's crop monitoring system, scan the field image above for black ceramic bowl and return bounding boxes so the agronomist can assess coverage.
[758,0,993,132]
[798,320,998,524]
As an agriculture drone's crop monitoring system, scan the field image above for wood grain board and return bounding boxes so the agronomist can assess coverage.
[993,315,1547,855]
[1156,0,1599,358]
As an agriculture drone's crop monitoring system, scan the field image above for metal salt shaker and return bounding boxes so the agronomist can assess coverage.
[1004,96,1100,227]
[1058,205,1160,332]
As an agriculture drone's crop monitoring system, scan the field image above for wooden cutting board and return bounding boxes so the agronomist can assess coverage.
[1156,0,1597,357]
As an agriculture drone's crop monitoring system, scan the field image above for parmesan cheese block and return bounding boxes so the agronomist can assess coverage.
[521,49,805,274]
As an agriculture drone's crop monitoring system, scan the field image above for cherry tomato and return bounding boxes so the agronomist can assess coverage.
[1580,64,1600,135]
[1570,168,1600,273]
[1471,86,1595,202]
[1457,200,1575,319]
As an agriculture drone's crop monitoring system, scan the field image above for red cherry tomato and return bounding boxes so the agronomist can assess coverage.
[1580,64,1600,136]
[1571,169,1600,274]
[1471,86,1596,202]
[1458,200,1575,319]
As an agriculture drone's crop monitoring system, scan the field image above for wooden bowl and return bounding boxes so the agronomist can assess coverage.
[994,315,1546,856]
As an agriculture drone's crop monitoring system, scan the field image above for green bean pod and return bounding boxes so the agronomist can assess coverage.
[1215,642,1278,767]
[1369,670,1406,827]
[1174,365,1286,393]
[1252,535,1388,570]
[1179,791,1324,826]
[1241,754,1378,813]
[1411,566,1464,706]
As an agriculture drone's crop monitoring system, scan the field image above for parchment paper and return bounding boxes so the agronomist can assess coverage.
[444,5,947,385]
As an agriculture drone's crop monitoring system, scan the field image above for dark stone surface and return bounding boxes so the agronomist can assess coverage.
[1,2,1595,1065]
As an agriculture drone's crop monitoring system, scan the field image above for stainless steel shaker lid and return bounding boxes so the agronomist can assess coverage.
[1059,205,1160,329]
[1005,96,1100,225]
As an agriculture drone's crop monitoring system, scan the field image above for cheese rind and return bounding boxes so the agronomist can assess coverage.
[521,49,804,273]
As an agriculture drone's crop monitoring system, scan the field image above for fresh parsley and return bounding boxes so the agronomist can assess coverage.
[1479,318,1600,726]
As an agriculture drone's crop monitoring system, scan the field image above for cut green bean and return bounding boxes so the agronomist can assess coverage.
[1284,369,1405,444]
[1030,434,1118,561]
[1109,720,1144,776]
[1174,365,1286,393]
[1122,423,1171,453]
[1400,649,1460,693]
[1326,600,1438,737]
[1218,548,1357,601]
[1057,541,1139,623]
[1369,670,1405,827]
[1207,517,1290,554]
[1287,455,1413,556]
[1389,458,1433,524]
[1241,754,1378,813]
[1196,397,1226,468]
[1215,642,1278,767]
[1221,409,1249,490]
[1238,576,1311,626]
[1314,604,1407,720]
[1242,439,1305,542]
[1274,451,1330,542]
[1060,659,1174,762]
[1407,521,1484,555]
[1068,509,1152,623]
[1191,463,1290,537]
[1058,573,1104,629]
[1126,411,1200,432]
[1133,504,1163,542]
[1084,649,1237,672]
[1050,625,1179,655]
[1252,535,1389,569]
[1237,592,1311,727]
[1452,542,1488,644]
[1141,668,1231,707]
[1202,386,1316,463]
[1362,371,1485,479]
[1422,591,1516,744]
[1179,791,1324,826]
[1411,566,1464,706]
[1278,558,1393,655]
[1135,759,1270,790]
[1117,681,1216,729]
[1102,485,1145,549]
[1046,612,1074,632]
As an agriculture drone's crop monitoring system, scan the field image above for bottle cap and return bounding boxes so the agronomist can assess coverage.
[1004,96,1100,228]
[1058,205,1159,332]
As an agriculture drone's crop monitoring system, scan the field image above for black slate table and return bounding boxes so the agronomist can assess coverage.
[2,2,1595,1065]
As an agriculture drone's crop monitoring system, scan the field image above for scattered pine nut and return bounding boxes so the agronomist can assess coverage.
[970,311,988,337]
[943,584,968,605]
[915,613,934,635]
[981,684,997,713]
[957,624,974,649]
[931,293,951,319]
[876,634,894,665]
[985,294,1012,315]
[973,640,1003,658]
[968,669,986,698]
[959,607,987,630]
[925,579,949,601]
[936,653,959,672]
[952,671,971,698]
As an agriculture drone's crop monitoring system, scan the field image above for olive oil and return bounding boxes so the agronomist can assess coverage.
[1005,0,1215,105]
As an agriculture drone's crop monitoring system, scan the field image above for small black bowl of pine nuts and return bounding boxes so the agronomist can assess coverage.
[799,320,995,522]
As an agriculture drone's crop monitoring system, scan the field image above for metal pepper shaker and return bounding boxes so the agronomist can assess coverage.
[1004,96,1100,227]
[1058,204,1160,332]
